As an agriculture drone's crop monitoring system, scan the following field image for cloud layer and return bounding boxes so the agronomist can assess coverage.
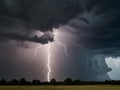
[0,0,82,44]
[1,0,119,55]
[67,0,120,56]
[0,0,120,81]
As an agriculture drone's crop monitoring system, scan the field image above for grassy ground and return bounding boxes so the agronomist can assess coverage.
[0,85,120,90]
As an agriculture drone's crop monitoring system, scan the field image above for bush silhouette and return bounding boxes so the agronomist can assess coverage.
[64,78,72,85]
[0,78,120,85]
[9,79,19,85]
[0,79,7,85]
[73,79,81,85]
[31,79,41,85]
[50,79,56,85]
[19,78,27,85]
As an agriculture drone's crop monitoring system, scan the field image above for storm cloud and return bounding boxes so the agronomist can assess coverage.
[67,0,120,57]
[0,32,54,44]
[1,0,119,53]
[0,0,120,81]
[0,0,82,44]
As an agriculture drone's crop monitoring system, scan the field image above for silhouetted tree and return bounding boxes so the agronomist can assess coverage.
[64,78,72,85]
[50,79,56,85]
[19,78,27,85]
[9,79,19,85]
[1,78,120,85]
[31,79,41,85]
[0,79,7,85]
[73,79,81,85]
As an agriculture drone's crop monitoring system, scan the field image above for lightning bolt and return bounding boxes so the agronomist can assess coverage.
[71,41,83,48]
[29,45,41,62]
[74,43,83,48]
[47,45,51,82]
[29,30,70,82]
[31,41,77,82]
[46,41,71,82]
[30,44,52,82]
[56,41,71,58]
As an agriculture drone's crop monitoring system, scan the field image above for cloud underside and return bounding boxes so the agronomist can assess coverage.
[0,0,120,56]
[68,0,120,56]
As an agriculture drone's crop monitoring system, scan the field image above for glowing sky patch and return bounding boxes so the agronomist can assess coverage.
[106,57,120,80]
[28,29,73,81]
[46,29,72,81]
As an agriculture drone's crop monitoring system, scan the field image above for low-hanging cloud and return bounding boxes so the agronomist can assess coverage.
[0,32,54,44]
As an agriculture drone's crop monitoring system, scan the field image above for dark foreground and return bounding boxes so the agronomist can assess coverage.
[0,85,120,90]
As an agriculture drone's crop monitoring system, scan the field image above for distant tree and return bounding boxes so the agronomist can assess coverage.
[31,79,41,85]
[10,79,19,85]
[19,78,27,85]
[0,79,7,85]
[73,79,81,85]
[50,79,56,85]
[64,78,72,85]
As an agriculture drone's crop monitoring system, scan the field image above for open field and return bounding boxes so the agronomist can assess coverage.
[0,85,120,90]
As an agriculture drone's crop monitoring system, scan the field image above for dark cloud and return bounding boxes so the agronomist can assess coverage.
[68,0,120,57]
[0,0,82,30]
[0,0,82,44]
[0,0,120,81]
[0,32,54,44]
[0,0,120,48]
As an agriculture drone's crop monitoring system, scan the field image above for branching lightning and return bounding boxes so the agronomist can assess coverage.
[31,30,72,82]
[46,41,71,82]
[30,45,41,62]
[71,41,83,48]
[31,44,52,82]
[56,41,71,58]
[74,43,83,48]
[47,45,51,82]
[45,30,72,82]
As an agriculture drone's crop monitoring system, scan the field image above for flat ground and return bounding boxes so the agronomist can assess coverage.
[0,85,120,90]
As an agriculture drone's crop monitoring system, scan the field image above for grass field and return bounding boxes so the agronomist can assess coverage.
[0,85,120,90]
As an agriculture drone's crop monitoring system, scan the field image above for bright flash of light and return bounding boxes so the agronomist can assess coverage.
[46,41,71,82]
[106,57,120,68]
[45,29,72,82]
[47,45,51,82]
[105,57,120,80]
[53,29,71,58]
[31,29,73,82]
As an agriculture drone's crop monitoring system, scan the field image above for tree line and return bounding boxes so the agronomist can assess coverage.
[0,78,120,85]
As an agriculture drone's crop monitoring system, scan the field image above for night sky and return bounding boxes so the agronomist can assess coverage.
[0,0,120,81]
